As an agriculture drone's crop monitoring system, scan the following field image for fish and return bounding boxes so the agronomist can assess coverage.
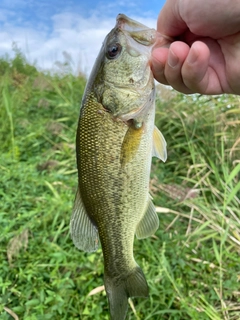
[70,14,167,320]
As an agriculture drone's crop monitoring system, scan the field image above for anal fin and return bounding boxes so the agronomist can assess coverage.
[70,187,99,252]
[136,197,159,239]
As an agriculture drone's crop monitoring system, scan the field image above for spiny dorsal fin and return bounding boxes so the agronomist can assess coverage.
[136,197,159,239]
[152,125,167,162]
[70,187,99,252]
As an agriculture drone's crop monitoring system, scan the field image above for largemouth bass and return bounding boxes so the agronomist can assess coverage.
[70,14,167,320]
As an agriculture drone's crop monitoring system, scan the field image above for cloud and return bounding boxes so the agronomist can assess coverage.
[42,13,116,75]
[0,12,115,75]
[0,6,157,76]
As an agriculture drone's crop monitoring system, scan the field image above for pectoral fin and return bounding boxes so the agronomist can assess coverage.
[136,197,159,239]
[70,187,99,252]
[152,126,167,162]
[120,124,144,167]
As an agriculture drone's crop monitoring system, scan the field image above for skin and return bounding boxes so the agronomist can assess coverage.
[71,15,163,320]
[152,0,240,95]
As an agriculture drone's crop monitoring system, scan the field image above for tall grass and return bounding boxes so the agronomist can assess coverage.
[153,87,240,319]
[0,52,239,320]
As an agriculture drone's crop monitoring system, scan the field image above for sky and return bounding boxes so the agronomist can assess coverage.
[0,0,165,76]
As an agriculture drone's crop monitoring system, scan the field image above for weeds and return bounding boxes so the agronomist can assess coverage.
[0,54,239,319]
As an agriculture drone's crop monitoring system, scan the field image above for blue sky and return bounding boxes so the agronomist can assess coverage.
[0,0,165,75]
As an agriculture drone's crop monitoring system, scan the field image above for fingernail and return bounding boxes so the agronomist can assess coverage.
[168,49,179,68]
[186,47,197,64]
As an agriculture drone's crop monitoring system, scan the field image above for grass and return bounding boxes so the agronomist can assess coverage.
[0,51,239,320]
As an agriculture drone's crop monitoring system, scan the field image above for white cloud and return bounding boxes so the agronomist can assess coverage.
[0,10,157,77]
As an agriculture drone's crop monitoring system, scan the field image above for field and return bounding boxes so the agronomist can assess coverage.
[0,51,240,320]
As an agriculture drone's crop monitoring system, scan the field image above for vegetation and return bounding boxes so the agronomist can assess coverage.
[0,51,239,320]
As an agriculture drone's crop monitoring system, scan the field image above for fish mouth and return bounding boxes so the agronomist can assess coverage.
[116,13,173,51]
[116,14,156,47]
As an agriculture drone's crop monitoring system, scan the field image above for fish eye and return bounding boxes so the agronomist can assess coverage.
[106,43,122,59]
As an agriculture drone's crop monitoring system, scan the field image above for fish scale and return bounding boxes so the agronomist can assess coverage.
[77,92,152,262]
[70,14,168,320]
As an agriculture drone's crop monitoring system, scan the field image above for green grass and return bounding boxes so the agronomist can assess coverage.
[0,51,239,320]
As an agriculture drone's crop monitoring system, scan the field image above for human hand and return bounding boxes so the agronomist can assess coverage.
[152,0,240,95]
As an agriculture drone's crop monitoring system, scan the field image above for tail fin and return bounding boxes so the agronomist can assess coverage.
[104,266,149,320]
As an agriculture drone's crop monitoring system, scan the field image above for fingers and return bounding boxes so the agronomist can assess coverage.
[166,41,211,94]
[151,47,169,85]
[152,41,213,94]
[152,41,191,93]
[181,42,210,93]
[164,41,192,93]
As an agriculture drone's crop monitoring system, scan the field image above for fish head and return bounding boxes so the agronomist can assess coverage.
[89,14,165,123]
